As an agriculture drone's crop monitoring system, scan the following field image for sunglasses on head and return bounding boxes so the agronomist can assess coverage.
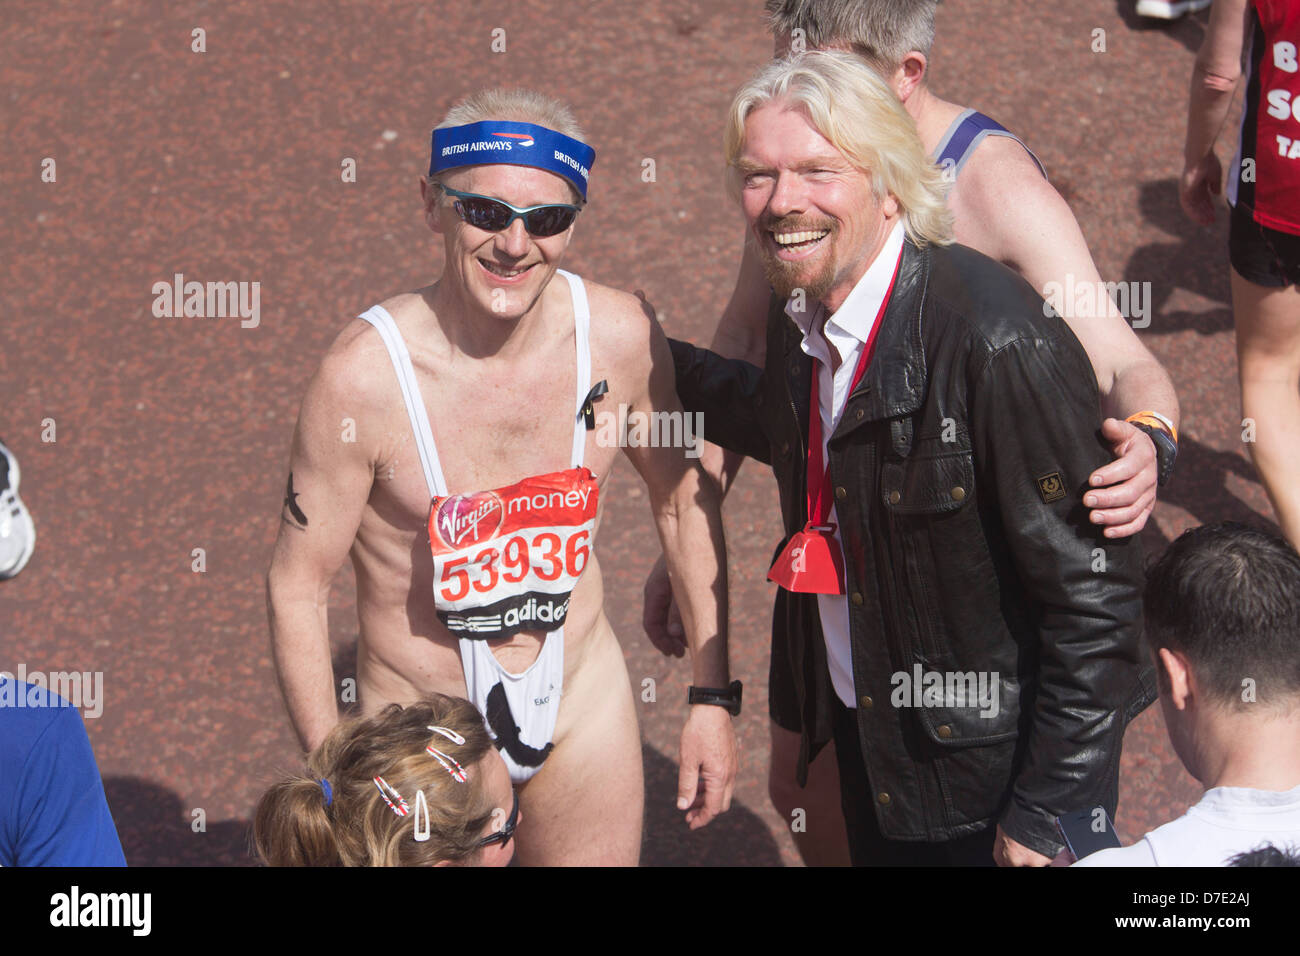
[441,185,582,238]
[476,788,518,850]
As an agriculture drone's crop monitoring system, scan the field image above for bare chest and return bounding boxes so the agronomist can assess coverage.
[368,350,626,533]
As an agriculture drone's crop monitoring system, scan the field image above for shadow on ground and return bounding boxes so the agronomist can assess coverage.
[640,745,783,866]
[1160,437,1277,532]
[1128,178,1234,336]
[106,776,255,867]
[1115,2,1211,54]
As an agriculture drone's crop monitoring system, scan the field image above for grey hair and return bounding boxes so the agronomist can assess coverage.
[764,0,939,74]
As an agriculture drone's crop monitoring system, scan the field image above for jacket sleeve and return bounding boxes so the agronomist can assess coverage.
[969,331,1147,859]
[668,337,772,466]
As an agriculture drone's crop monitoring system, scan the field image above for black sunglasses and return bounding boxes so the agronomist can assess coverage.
[477,789,518,849]
[441,185,582,238]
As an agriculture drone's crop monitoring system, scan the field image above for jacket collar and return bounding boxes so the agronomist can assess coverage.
[851,235,929,423]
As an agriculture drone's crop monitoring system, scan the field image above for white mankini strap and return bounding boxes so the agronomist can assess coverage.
[357,268,597,784]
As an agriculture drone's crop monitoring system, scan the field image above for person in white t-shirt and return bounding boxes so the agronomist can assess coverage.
[1071,521,1300,867]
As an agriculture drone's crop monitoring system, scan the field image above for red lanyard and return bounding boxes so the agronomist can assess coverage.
[805,246,903,526]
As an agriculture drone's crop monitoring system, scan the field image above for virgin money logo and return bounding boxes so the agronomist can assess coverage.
[434,491,504,548]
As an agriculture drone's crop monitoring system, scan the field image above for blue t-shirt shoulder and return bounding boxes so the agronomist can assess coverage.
[0,676,126,866]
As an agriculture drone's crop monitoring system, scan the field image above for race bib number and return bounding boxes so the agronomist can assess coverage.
[428,467,599,637]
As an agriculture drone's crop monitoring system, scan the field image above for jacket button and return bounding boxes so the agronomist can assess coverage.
[877,792,891,806]
[859,695,873,709]
[888,490,901,505]
[851,591,864,606]
[855,408,864,421]
[834,486,847,500]
[937,724,953,739]
[790,363,800,376]
[951,486,966,502]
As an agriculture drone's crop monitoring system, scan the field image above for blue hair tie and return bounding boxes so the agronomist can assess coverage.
[319,778,333,807]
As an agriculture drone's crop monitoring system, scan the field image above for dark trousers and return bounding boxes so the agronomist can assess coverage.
[831,696,998,866]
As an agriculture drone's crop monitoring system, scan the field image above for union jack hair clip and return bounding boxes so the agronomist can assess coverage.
[427,725,466,746]
[426,746,468,783]
[373,775,410,817]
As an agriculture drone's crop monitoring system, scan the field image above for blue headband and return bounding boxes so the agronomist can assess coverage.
[430,121,596,200]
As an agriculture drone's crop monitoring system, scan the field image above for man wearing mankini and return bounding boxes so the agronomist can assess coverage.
[267,89,738,865]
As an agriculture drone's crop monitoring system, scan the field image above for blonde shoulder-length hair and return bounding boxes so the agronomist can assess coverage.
[724,50,952,248]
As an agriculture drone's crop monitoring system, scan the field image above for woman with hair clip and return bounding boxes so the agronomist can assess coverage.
[254,694,518,866]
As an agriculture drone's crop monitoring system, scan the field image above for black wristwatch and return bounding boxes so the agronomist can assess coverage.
[688,680,743,716]
[1127,415,1178,487]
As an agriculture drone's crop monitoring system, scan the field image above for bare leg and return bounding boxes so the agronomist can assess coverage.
[768,722,851,866]
[512,625,644,866]
[1232,267,1300,546]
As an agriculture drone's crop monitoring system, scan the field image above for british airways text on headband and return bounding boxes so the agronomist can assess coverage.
[430,121,596,200]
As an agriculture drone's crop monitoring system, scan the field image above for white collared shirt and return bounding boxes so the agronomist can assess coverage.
[784,221,905,709]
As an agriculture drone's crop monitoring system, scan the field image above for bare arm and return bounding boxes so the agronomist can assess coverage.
[619,291,736,828]
[641,236,771,655]
[956,140,1179,536]
[266,333,377,752]
[699,233,772,497]
[1181,0,1249,225]
[624,300,730,688]
[960,139,1180,424]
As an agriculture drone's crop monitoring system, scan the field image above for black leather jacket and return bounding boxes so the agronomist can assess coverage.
[670,238,1155,856]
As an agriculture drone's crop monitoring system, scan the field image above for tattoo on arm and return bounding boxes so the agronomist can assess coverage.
[282,472,308,530]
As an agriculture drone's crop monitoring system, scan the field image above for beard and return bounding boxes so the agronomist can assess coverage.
[754,214,838,303]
